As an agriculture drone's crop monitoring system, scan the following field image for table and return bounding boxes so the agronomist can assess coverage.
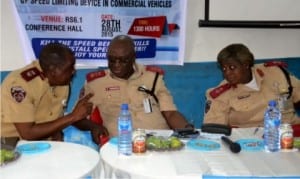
[100,128,300,179]
[0,141,101,179]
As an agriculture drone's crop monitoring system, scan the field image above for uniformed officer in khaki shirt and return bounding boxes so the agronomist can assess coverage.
[204,43,300,127]
[1,43,107,146]
[80,35,193,137]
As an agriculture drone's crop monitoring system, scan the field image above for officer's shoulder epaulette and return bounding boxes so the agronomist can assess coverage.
[146,65,164,75]
[86,70,106,82]
[209,83,231,99]
[20,67,44,81]
[264,61,288,68]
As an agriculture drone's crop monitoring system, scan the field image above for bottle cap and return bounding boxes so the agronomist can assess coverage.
[268,100,277,107]
[121,103,129,110]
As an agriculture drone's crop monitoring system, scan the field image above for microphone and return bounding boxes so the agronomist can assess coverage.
[221,136,241,153]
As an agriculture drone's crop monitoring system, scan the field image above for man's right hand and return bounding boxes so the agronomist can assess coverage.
[71,93,94,121]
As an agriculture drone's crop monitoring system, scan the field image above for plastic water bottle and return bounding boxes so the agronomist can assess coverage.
[118,103,132,156]
[264,100,281,152]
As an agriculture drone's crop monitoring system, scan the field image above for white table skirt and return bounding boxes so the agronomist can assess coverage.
[100,128,300,179]
[0,141,101,179]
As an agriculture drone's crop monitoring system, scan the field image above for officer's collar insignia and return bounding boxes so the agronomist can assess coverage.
[86,70,106,82]
[146,65,164,75]
[256,68,264,77]
[209,83,232,99]
[21,67,44,81]
[11,86,26,103]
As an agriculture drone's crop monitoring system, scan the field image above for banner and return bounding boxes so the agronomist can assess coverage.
[14,0,187,67]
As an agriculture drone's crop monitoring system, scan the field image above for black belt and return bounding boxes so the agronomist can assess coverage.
[138,86,158,103]
[137,72,160,103]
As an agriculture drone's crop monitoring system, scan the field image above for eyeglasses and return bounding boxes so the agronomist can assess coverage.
[107,55,133,65]
[219,62,245,73]
[221,65,237,72]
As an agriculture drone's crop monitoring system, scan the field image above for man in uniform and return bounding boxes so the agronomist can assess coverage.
[1,42,107,146]
[80,35,193,136]
[204,43,300,127]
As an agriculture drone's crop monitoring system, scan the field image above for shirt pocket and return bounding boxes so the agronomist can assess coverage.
[104,89,122,104]
[130,88,147,110]
[230,93,255,112]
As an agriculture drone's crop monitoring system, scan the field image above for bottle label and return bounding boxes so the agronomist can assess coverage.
[119,121,132,131]
[267,119,280,127]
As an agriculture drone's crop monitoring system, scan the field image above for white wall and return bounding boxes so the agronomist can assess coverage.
[209,0,300,21]
[1,0,300,71]
[185,0,300,62]
[1,1,36,71]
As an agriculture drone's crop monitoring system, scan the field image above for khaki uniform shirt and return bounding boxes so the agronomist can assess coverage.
[84,64,177,136]
[204,64,300,127]
[1,61,69,138]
